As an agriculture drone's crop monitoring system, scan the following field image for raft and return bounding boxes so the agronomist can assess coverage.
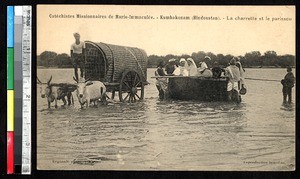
[161,76,229,101]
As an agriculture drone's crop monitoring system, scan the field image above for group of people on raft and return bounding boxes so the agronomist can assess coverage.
[155,56,246,102]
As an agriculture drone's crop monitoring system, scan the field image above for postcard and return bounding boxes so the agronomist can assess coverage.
[37,5,295,171]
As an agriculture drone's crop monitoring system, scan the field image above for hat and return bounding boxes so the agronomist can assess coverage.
[204,56,211,60]
[179,58,186,63]
[73,32,80,37]
[169,58,176,62]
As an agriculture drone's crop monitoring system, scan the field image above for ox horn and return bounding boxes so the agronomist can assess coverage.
[73,76,78,83]
[47,76,52,85]
[37,76,42,84]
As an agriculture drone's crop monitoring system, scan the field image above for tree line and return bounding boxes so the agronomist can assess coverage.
[37,50,295,68]
[37,51,72,68]
[147,51,295,68]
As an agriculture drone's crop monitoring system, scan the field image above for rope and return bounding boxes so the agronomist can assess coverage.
[245,77,280,82]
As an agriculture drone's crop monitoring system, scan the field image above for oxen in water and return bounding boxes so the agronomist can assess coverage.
[73,77,107,108]
[37,76,73,108]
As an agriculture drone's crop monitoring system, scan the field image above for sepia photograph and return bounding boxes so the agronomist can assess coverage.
[36,5,295,171]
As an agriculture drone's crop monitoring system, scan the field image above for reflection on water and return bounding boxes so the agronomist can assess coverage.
[37,68,295,171]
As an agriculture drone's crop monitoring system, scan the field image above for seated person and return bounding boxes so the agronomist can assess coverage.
[179,58,189,76]
[187,58,198,76]
[165,58,176,75]
[211,61,224,78]
[197,56,212,77]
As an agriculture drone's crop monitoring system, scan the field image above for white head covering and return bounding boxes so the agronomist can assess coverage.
[187,58,196,66]
[187,58,198,76]
[169,58,176,62]
[198,56,210,72]
[179,58,188,68]
[204,56,211,61]
[179,58,186,63]
[179,58,189,76]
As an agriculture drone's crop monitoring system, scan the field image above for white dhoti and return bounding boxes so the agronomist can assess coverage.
[227,81,238,91]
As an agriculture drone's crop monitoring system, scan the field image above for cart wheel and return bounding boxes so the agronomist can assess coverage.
[119,70,144,102]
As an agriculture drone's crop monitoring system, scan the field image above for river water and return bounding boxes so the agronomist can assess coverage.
[37,68,295,171]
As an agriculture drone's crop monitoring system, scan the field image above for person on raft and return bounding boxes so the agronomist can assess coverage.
[71,32,86,80]
[155,61,168,99]
[197,56,213,77]
[172,60,181,76]
[165,58,176,75]
[281,66,295,104]
[225,58,241,102]
[179,58,189,76]
[211,61,224,78]
[187,58,198,76]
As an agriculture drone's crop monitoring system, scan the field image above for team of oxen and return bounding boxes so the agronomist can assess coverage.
[37,76,107,109]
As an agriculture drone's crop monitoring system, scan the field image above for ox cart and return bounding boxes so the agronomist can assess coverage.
[83,41,148,103]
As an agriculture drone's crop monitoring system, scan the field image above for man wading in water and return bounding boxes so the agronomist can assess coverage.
[281,66,295,105]
[71,32,86,80]
[225,58,241,103]
[155,61,168,99]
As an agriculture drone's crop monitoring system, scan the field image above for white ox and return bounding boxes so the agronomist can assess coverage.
[73,77,107,108]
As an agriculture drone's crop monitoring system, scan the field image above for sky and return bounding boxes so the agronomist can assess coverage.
[37,5,295,56]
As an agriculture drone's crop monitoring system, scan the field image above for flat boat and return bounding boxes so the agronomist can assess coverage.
[164,76,229,101]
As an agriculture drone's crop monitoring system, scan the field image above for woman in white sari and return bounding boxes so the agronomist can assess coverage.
[179,58,189,76]
[187,58,198,76]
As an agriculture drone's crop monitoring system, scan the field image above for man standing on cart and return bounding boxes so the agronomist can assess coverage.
[71,32,86,80]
